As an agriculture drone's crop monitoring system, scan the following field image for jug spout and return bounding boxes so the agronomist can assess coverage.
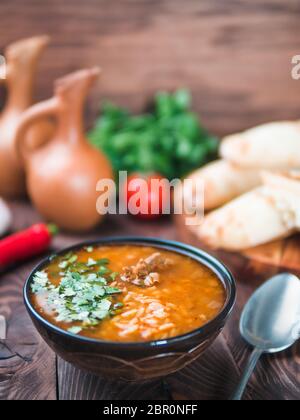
[4,35,50,110]
[54,67,101,143]
[6,35,50,64]
[55,67,101,104]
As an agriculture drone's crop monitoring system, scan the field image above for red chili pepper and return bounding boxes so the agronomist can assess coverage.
[0,223,58,269]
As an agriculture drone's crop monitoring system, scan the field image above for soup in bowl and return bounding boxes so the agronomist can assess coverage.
[24,238,236,381]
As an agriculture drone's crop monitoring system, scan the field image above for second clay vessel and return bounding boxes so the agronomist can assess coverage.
[0,36,52,198]
[15,68,113,232]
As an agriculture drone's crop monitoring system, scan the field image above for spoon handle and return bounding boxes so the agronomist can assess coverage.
[0,315,6,340]
[231,348,263,401]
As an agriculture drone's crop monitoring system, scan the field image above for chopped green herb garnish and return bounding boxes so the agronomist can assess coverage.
[68,255,78,264]
[59,260,68,269]
[87,258,97,267]
[85,246,94,253]
[97,258,110,265]
[62,252,71,260]
[113,302,124,309]
[98,266,111,275]
[68,326,82,335]
[31,271,49,292]
[71,272,81,281]
[31,255,124,331]
[104,286,122,294]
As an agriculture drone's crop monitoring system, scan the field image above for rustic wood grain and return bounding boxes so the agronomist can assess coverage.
[176,214,300,400]
[0,202,57,401]
[1,202,299,400]
[56,214,177,401]
[0,0,300,399]
[1,0,300,136]
[243,235,300,270]
[57,359,171,401]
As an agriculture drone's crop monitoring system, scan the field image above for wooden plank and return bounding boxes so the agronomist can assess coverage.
[219,259,300,401]
[56,215,176,400]
[0,202,57,400]
[57,211,300,400]
[167,333,240,400]
[0,0,299,399]
[57,359,171,400]
[0,202,176,401]
[176,214,300,400]
[0,202,299,400]
[0,0,300,136]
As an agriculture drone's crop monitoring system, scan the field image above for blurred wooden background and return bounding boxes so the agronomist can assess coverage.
[1,0,300,136]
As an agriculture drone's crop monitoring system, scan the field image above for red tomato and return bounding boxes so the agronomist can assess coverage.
[123,173,170,220]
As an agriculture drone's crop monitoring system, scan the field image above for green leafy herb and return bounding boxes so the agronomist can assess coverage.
[104,286,122,294]
[89,89,218,180]
[31,255,123,334]
[31,271,49,293]
[97,258,110,265]
[98,266,111,275]
[84,246,94,253]
[87,258,97,267]
[113,302,124,309]
[68,326,82,335]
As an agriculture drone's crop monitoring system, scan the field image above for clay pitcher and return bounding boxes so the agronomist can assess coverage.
[0,36,52,198]
[15,68,113,232]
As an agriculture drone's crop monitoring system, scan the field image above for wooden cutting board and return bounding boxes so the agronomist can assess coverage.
[175,214,300,271]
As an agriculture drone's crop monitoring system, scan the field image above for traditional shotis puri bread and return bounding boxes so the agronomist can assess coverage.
[183,160,261,211]
[220,121,300,170]
[195,171,300,251]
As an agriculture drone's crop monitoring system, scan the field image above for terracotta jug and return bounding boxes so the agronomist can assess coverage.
[15,68,113,232]
[0,36,52,198]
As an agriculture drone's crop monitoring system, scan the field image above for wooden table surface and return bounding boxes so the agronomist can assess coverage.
[0,201,299,401]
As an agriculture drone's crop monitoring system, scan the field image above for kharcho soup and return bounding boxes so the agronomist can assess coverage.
[30,245,226,342]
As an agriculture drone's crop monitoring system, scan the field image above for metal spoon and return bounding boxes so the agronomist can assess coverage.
[0,314,11,360]
[232,273,300,400]
[0,315,31,362]
[0,315,6,340]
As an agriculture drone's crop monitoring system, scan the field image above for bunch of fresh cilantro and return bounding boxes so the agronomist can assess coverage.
[89,89,218,180]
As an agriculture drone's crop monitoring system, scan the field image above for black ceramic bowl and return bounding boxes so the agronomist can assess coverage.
[24,237,236,381]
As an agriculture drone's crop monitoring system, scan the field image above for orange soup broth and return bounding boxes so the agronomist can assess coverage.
[31,245,226,342]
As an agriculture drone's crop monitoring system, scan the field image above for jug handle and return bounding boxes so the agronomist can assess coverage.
[15,97,60,164]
